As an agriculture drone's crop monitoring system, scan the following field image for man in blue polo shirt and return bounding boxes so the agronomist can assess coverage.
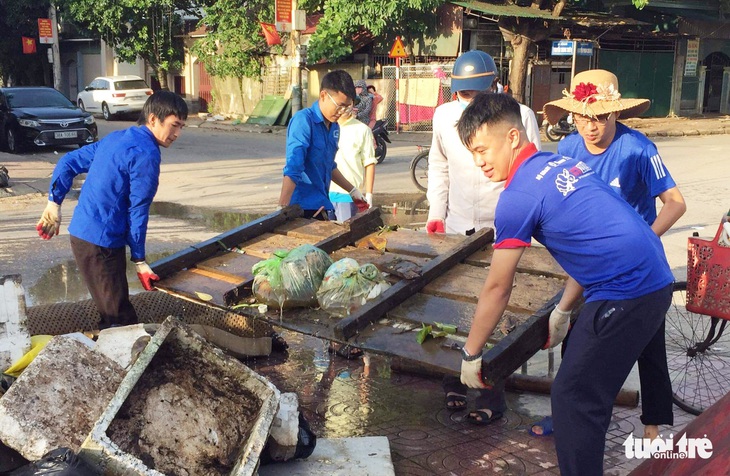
[456,92,673,475]
[543,69,686,441]
[36,91,188,329]
[278,70,366,219]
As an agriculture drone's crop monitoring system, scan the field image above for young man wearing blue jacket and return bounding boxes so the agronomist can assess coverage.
[36,91,188,329]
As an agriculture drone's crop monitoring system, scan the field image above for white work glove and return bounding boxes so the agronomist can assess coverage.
[135,261,160,291]
[543,306,572,349]
[460,351,490,389]
[36,201,61,240]
[365,193,373,207]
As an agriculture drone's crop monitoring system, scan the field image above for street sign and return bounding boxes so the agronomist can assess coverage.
[551,40,593,56]
[38,18,53,44]
[389,37,407,59]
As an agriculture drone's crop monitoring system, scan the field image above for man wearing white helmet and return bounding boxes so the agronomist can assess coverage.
[426,49,541,425]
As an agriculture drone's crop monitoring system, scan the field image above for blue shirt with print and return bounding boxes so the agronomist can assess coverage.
[557,123,676,224]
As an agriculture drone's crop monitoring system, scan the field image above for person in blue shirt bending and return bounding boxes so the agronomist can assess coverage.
[542,69,686,441]
[456,92,674,475]
[36,91,188,329]
[278,70,367,219]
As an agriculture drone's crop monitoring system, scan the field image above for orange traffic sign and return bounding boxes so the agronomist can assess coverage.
[389,37,407,59]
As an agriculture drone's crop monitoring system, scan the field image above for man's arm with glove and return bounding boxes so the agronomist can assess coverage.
[135,261,160,291]
[36,201,61,240]
[543,276,584,349]
[461,247,523,388]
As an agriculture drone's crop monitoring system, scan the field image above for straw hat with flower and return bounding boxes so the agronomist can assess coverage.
[543,69,651,125]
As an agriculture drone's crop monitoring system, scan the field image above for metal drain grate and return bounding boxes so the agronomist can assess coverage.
[26,292,273,338]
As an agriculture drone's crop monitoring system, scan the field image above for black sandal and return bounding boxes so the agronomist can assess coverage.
[271,332,289,352]
[445,391,467,411]
[466,409,503,426]
[328,343,363,359]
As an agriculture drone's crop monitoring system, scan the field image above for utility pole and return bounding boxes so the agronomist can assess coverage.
[290,1,302,114]
[49,4,62,91]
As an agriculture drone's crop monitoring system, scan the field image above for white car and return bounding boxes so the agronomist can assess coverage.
[76,75,153,120]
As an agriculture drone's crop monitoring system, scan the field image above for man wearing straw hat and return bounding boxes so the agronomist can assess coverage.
[541,69,686,441]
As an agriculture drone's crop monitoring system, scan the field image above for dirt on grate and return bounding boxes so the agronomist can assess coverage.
[107,338,261,476]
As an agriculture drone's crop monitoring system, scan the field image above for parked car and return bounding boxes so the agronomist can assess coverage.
[76,75,153,120]
[0,87,98,154]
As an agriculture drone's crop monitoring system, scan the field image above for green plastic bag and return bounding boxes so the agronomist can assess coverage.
[316,258,391,317]
[252,250,289,308]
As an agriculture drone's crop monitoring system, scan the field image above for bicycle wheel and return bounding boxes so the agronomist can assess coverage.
[665,281,730,415]
[410,151,429,192]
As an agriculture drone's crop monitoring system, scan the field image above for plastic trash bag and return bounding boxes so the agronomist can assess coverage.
[316,258,391,317]
[280,245,333,308]
[260,412,317,465]
[7,448,98,475]
[252,250,289,308]
[252,245,332,309]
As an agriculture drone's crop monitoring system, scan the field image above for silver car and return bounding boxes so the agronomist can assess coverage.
[76,75,153,120]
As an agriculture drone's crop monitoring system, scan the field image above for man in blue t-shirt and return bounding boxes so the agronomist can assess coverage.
[456,92,673,476]
[544,69,686,441]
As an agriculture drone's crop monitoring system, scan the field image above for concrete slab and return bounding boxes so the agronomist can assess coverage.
[0,334,124,460]
[258,437,395,476]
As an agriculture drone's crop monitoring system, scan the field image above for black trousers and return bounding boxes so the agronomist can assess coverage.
[551,284,672,476]
[70,235,138,329]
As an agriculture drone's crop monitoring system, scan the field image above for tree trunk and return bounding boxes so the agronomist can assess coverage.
[509,36,530,105]
[156,67,169,91]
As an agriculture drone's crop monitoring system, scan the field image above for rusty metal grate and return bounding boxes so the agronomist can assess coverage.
[25,292,273,338]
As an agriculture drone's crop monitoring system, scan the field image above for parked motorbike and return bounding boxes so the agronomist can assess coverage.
[372,119,391,164]
[544,113,576,142]
[410,145,429,192]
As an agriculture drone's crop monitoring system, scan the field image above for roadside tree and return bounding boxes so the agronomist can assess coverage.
[0,0,50,86]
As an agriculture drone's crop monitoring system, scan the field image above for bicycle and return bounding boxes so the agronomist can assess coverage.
[665,217,730,415]
[410,145,429,192]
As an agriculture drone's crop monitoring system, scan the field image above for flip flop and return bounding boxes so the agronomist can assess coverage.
[445,391,467,411]
[529,416,554,437]
[466,409,503,426]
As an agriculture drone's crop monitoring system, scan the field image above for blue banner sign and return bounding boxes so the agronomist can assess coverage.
[551,40,593,56]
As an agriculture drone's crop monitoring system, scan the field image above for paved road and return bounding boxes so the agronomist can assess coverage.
[1,119,729,304]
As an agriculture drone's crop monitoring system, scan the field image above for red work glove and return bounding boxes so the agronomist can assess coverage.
[135,261,160,291]
[353,199,369,212]
[426,219,445,234]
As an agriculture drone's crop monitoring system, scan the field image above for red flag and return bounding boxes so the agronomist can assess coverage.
[260,22,282,46]
[22,37,37,54]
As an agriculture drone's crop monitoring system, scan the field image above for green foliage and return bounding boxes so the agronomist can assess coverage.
[56,0,202,84]
[191,0,279,79]
[0,0,51,85]
[305,0,444,63]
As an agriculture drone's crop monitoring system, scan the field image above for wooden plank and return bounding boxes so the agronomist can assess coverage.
[157,270,234,308]
[314,207,384,253]
[387,293,529,340]
[335,228,495,339]
[151,206,302,279]
[240,233,312,259]
[422,264,566,313]
[466,245,567,279]
[188,268,244,285]
[274,218,344,241]
[366,227,476,259]
[195,252,262,282]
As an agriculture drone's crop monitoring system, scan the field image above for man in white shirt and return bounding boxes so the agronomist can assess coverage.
[426,50,542,424]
